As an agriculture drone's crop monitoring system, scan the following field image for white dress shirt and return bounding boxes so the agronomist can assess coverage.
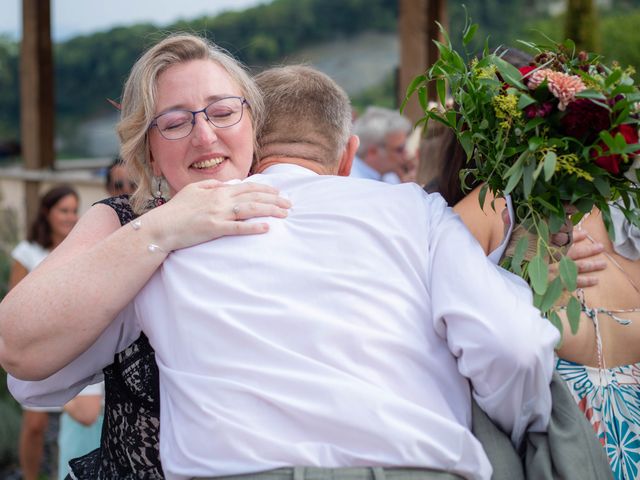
[10,164,559,480]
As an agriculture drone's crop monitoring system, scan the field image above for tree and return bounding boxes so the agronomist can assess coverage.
[565,0,600,51]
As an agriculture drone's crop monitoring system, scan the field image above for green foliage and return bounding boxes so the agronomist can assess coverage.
[0,370,20,469]
[405,19,640,326]
[0,37,19,141]
[449,0,530,53]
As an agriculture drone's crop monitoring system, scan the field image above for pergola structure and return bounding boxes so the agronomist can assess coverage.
[18,0,446,224]
[21,0,55,226]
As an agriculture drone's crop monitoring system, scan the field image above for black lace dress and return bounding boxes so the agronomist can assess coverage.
[65,195,164,479]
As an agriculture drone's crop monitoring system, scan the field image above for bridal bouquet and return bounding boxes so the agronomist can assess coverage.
[405,20,640,331]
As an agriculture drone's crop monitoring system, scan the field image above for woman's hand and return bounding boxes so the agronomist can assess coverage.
[143,179,292,252]
[567,230,606,288]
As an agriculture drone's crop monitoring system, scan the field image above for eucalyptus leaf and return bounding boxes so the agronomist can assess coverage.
[559,256,578,292]
[504,166,524,195]
[539,277,563,312]
[528,254,549,295]
[548,310,564,336]
[567,295,582,334]
[593,176,610,197]
[537,220,550,244]
[548,212,565,234]
[511,235,529,275]
[543,151,557,181]
[523,160,536,198]
[528,136,543,151]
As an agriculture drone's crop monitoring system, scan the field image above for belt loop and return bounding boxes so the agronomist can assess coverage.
[372,467,386,480]
[294,466,305,480]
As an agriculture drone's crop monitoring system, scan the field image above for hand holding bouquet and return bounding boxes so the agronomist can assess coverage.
[405,20,640,332]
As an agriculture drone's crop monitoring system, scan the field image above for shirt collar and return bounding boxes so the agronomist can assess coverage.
[259,163,319,176]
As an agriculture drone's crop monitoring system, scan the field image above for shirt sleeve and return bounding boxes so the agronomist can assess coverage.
[426,195,559,448]
[11,241,47,272]
[8,301,140,408]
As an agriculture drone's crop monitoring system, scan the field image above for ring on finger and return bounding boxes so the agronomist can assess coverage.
[232,204,240,219]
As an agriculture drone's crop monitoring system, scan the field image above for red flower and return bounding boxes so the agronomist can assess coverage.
[524,101,554,119]
[561,99,611,142]
[519,66,537,89]
[592,124,640,175]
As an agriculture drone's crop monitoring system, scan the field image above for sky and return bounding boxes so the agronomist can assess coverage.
[1,0,270,41]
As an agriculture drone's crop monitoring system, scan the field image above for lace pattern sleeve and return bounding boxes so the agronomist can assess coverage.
[94,195,137,226]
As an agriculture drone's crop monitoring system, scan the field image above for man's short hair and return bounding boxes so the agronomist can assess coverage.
[255,65,352,167]
[353,106,411,157]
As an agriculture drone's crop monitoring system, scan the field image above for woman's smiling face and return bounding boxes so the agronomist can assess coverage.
[148,59,255,194]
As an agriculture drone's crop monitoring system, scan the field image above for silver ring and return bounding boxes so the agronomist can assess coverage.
[232,205,240,219]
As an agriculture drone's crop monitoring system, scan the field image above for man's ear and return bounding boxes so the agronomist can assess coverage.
[337,135,359,177]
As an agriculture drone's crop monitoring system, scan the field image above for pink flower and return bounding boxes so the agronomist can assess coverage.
[527,68,587,111]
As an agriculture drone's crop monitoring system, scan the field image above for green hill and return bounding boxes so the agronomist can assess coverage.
[1,0,640,157]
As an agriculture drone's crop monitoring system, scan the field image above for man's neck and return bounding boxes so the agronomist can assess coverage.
[255,157,334,175]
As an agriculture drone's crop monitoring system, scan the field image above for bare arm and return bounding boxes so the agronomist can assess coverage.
[0,180,290,380]
[8,259,28,290]
[63,394,102,426]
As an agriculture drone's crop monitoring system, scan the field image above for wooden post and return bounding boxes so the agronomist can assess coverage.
[398,0,447,123]
[20,0,54,228]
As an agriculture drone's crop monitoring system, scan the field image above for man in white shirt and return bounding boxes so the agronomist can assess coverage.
[10,66,559,480]
[350,106,412,183]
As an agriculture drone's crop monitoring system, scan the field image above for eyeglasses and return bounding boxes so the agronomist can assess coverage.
[149,96,249,140]
[112,180,136,192]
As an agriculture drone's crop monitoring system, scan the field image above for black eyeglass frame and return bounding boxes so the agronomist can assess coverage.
[148,96,249,140]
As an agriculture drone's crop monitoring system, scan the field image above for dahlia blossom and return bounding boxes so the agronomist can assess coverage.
[527,68,587,111]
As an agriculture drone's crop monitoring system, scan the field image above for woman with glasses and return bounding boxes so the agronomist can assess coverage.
[0,34,291,479]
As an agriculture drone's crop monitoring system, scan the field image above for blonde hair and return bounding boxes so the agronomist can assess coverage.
[117,33,264,214]
[254,65,352,167]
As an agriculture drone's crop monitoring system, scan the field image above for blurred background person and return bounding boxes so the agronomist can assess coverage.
[350,106,412,183]
[9,185,79,480]
[105,156,136,197]
[57,383,103,480]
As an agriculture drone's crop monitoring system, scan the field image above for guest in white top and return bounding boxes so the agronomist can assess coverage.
[9,185,79,480]
[350,106,412,183]
[10,66,558,480]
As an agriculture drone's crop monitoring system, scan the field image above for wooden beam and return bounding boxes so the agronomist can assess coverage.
[398,0,447,123]
[20,0,54,226]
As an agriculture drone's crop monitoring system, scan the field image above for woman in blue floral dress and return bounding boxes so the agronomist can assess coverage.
[556,208,640,480]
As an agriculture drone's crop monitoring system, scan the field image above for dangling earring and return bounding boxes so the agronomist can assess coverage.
[152,177,166,207]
